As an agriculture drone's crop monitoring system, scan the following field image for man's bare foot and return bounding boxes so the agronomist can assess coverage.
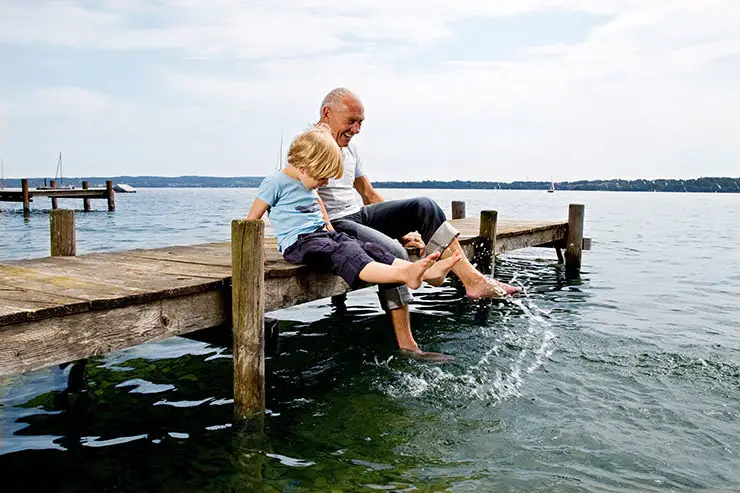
[424,251,464,287]
[464,272,509,298]
[400,252,440,289]
[400,348,455,363]
[495,280,521,295]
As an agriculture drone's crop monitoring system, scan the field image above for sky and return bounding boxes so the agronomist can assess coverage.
[0,0,738,181]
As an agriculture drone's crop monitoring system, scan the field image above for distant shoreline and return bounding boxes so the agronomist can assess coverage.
[2,176,739,193]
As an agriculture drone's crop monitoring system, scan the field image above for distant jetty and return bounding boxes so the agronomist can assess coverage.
[0,179,116,218]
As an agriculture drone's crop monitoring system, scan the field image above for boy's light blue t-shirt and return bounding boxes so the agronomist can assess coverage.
[257,171,326,253]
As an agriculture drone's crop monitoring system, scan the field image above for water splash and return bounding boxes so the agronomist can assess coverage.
[379,297,556,403]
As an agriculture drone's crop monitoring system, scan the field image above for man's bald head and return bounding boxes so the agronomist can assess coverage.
[318,87,365,148]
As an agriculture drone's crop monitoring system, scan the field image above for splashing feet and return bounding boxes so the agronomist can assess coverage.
[465,273,520,298]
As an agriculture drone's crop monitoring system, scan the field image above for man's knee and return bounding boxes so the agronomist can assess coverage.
[383,239,409,260]
[412,197,445,220]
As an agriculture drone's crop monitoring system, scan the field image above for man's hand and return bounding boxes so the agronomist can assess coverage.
[401,234,426,252]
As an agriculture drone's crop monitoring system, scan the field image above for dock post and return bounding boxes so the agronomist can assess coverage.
[50,209,76,257]
[478,210,497,275]
[231,218,265,420]
[82,181,91,212]
[49,180,58,210]
[22,179,30,219]
[565,204,585,270]
[451,200,466,219]
[106,180,115,212]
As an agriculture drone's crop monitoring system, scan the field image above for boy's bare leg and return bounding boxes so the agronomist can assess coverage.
[442,238,521,297]
[360,252,440,289]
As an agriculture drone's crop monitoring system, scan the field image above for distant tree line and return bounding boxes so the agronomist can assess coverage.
[372,177,740,192]
[3,176,739,193]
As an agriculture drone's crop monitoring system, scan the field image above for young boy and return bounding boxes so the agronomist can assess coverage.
[247,125,462,295]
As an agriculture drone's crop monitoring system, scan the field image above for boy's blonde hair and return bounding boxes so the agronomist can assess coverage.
[287,125,343,180]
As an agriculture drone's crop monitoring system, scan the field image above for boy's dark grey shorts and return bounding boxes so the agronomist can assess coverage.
[283,230,397,289]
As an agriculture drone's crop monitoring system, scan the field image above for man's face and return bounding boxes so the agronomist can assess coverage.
[325,96,364,147]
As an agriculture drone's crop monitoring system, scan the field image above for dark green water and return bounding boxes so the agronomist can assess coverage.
[1,189,739,491]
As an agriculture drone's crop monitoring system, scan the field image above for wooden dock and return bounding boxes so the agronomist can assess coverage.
[0,179,115,218]
[0,202,588,417]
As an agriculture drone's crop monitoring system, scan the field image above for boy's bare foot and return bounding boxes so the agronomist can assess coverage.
[400,348,455,363]
[400,252,440,289]
[424,251,463,286]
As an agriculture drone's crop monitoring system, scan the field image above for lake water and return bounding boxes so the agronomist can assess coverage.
[1,189,738,492]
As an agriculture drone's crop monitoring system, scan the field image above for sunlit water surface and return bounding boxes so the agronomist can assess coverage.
[1,189,738,492]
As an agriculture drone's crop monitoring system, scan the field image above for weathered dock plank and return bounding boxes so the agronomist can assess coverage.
[0,216,577,377]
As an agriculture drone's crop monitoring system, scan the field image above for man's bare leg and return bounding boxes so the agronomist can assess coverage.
[443,238,521,298]
[389,306,418,352]
[388,306,454,362]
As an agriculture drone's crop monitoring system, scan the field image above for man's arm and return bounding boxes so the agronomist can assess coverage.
[353,176,384,204]
[353,175,424,250]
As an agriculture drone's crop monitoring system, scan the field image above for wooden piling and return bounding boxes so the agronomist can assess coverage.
[82,181,91,211]
[50,209,76,257]
[231,218,265,419]
[451,200,466,219]
[49,180,58,210]
[22,179,30,219]
[565,204,585,270]
[479,210,498,275]
[106,180,115,212]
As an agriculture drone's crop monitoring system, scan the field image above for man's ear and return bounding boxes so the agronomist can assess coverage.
[321,105,331,120]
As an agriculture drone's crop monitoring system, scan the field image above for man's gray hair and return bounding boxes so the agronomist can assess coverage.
[320,87,358,114]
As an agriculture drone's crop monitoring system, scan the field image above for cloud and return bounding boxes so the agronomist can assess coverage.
[1,1,739,180]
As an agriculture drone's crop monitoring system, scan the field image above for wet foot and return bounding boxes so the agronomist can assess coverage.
[401,252,440,289]
[424,251,463,286]
[400,348,456,363]
[464,274,509,298]
[495,280,521,295]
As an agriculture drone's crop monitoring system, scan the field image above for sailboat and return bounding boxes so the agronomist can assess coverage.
[39,153,75,189]
[548,181,555,193]
[54,152,74,189]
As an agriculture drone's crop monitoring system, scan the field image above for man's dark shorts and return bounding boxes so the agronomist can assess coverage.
[283,230,397,289]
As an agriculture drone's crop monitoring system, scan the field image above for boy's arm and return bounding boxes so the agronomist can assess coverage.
[247,198,270,220]
[317,196,334,231]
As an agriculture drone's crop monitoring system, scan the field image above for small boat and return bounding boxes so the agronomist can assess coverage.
[113,183,137,193]
[548,181,555,193]
[38,152,75,189]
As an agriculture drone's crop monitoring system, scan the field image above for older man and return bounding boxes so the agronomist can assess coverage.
[316,87,519,359]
